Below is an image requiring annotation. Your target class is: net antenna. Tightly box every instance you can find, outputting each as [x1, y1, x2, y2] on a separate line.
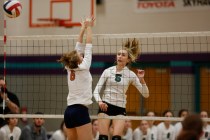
[2, 0, 7, 114]
[29, 0, 95, 28]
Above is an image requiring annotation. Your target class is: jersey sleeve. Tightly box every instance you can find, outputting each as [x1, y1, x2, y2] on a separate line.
[133, 128, 141, 140]
[156, 125, 161, 140]
[75, 42, 85, 53]
[93, 69, 108, 102]
[0, 130, 4, 140]
[78, 43, 92, 69]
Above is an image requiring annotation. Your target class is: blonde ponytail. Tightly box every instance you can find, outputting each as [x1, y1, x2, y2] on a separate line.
[123, 38, 140, 62]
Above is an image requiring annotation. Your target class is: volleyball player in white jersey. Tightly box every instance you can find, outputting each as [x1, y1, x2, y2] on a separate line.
[133, 111, 157, 140]
[58, 17, 95, 140]
[174, 109, 189, 138]
[157, 110, 175, 140]
[122, 119, 133, 140]
[93, 38, 149, 140]
[146, 111, 157, 140]
[133, 120, 150, 140]
[200, 110, 210, 140]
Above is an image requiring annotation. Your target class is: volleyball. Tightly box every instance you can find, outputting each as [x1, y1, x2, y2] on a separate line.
[3, 0, 22, 18]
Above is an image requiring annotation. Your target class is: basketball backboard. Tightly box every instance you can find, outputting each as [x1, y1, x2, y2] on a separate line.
[29, 0, 95, 28]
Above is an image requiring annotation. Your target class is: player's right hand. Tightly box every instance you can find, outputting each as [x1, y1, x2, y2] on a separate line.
[99, 101, 108, 112]
[80, 16, 95, 28]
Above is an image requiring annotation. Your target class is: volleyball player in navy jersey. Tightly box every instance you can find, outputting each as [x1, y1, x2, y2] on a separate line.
[58, 17, 95, 140]
[93, 38, 149, 140]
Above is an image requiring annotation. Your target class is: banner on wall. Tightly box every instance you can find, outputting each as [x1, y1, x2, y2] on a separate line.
[135, 0, 210, 13]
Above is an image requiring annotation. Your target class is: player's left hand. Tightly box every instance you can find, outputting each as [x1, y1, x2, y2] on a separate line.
[85, 16, 95, 27]
[137, 69, 145, 78]
[81, 16, 95, 28]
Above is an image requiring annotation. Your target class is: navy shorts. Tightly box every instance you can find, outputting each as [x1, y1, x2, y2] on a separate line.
[64, 104, 91, 128]
[98, 101, 126, 116]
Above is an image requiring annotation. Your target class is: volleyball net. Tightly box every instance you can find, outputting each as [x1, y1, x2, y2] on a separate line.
[0, 32, 210, 122]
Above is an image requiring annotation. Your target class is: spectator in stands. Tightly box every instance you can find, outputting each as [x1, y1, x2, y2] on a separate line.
[0, 77, 20, 127]
[122, 119, 133, 140]
[146, 111, 157, 140]
[50, 120, 67, 140]
[174, 109, 189, 138]
[200, 110, 210, 140]
[20, 112, 48, 140]
[133, 120, 150, 140]
[157, 110, 175, 140]
[0, 116, 21, 140]
[177, 114, 203, 140]
[92, 119, 99, 140]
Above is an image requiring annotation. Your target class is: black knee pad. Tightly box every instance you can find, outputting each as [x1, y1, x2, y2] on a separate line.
[99, 135, 108, 140]
[112, 135, 121, 140]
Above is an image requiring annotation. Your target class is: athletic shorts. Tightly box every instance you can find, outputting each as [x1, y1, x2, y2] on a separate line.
[64, 104, 91, 128]
[98, 101, 126, 116]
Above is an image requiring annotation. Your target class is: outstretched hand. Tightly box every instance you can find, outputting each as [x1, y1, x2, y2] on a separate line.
[80, 16, 95, 28]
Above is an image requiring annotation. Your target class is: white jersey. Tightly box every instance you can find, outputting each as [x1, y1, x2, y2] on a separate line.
[148, 125, 158, 140]
[94, 66, 149, 108]
[157, 122, 175, 140]
[133, 127, 142, 140]
[93, 131, 99, 140]
[122, 127, 133, 140]
[200, 124, 210, 140]
[174, 122, 182, 138]
[50, 130, 66, 140]
[133, 127, 150, 140]
[66, 42, 93, 106]
[0, 125, 21, 140]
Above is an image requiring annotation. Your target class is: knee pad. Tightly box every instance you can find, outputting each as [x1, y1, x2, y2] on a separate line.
[99, 135, 108, 140]
[112, 135, 121, 140]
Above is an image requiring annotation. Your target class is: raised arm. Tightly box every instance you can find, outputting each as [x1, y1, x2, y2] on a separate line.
[79, 16, 95, 43]
[77, 17, 95, 69]
[75, 17, 95, 52]
[5, 94, 20, 113]
[133, 69, 149, 98]
[75, 22, 86, 52]
[86, 26, 92, 44]
[0, 87, 20, 113]
[84, 17, 95, 44]
[77, 22, 86, 43]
